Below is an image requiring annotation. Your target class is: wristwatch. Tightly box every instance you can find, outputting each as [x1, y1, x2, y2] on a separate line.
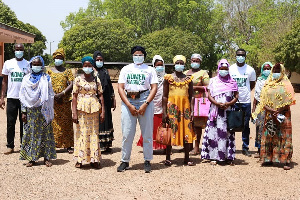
[144, 101, 150, 105]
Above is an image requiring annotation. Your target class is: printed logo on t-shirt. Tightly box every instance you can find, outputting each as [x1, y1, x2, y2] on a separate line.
[11, 71, 25, 82]
[126, 73, 146, 85]
[232, 74, 248, 87]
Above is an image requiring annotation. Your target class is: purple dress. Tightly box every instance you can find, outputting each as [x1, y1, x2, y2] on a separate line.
[201, 91, 235, 161]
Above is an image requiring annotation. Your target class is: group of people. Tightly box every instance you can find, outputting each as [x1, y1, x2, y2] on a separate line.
[1, 44, 295, 172]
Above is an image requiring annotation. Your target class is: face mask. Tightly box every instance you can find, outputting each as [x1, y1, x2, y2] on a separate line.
[262, 70, 271, 77]
[236, 56, 245, 64]
[219, 70, 229, 77]
[191, 63, 200, 69]
[175, 64, 185, 72]
[155, 66, 165, 73]
[133, 56, 144, 64]
[272, 73, 281, 80]
[96, 61, 103, 68]
[15, 51, 24, 59]
[32, 66, 43, 73]
[54, 59, 63, 66]
[82, 67, 93, 74]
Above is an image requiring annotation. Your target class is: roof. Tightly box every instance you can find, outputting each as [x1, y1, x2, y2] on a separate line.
[0, 22, 35, 43]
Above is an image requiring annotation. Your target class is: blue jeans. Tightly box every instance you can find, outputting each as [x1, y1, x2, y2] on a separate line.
[233, 103, 251, 150]
[121, 91, 154, 162]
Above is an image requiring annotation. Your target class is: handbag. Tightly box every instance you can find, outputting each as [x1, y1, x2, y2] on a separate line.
[194, 87, 211, 117]
[226, 101, 245, 132]
[155, 123, 171, 145]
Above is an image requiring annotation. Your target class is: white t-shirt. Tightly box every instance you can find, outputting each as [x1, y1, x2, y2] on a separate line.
[2, 58, 30, 99]
[118, 63, 158, 91]
[229, 63, 256, 103]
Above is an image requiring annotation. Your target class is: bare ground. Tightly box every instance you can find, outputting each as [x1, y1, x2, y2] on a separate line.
[0, 83, 299, 200]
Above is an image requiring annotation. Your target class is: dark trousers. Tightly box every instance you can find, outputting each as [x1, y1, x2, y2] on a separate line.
[6, 98, 23, 148]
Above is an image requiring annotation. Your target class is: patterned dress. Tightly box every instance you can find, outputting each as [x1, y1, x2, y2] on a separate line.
[46, 68, 74, 148]
[164, 74, 195, 146]
[201, 91, 235, 161]
[73, 76, 103, 164]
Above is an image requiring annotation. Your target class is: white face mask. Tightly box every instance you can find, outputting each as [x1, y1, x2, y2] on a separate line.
[32, 66, 43, 73]
[15, 51, 24, 59]
[133, 56, 144, 64]
[54, 59, 63, 66]
[96, 61, 103, 68]
[236, 56, 245, 64]
[272, 73, 281, 80]
[82, 67, 93, 74]
[191, 63, 200, 69]
[219, 70, 229, 77]
[155, 66, 165, 73]
[175, 64, 185, 72]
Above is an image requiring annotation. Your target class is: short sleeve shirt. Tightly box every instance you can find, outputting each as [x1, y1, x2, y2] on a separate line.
[118, 63, 158, 91]
[229, 63, 256, 103]
[2, 58, 30, 99]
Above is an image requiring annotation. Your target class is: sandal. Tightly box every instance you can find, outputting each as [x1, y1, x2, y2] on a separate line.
[184, 160, 195, 166]
[284, 164, 291, 170]
[210, 161, 217, 165]
[67, 147, 73, 154]
[164, 160, 172, 166]
[44, 159, 53, 167]
[90, 162, 101, 169]
[26, 161, 35, 167]
[189, 150, 200, 156]
[75, 162, 82, 168]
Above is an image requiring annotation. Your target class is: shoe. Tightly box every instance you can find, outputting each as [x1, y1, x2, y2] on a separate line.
[4, 148, 14, 155]
[144, 161, 151, 173]
[242, 149, 252, 157]
[117, 162, 129, 172]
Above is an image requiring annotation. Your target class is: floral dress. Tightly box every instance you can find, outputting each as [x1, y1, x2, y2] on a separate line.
[46, 68, 74, 148]
[73, 76, 103, 164]
[164, 74, 195, 146]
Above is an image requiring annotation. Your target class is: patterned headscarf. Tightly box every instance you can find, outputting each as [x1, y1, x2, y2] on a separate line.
[191, 53, 202, 62]
[81, 56, 94, 66]
[52, 48, 65, 60]
[173, 55, 186, 64]
[258, 61, 273, 81]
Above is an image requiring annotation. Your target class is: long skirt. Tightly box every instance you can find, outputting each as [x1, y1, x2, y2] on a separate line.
[255, 110, 265, 149]
[20, 107, 57, 161]
[74, 110, 101, 164]
[99, 96, 114, 151]
[52, 101, 74, 148]
[260, 108, 293, 163]
[137, 114, 166, 150]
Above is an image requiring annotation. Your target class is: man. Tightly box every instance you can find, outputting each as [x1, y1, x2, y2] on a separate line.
[229, 49, 256, 156]
[0, 43, 30, 154]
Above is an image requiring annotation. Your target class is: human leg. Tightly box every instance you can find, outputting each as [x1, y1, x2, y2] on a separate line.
[6, 98, 18, 149]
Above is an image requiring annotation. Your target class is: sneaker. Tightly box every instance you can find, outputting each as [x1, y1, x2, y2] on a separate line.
[144, 161, 151, 173]
[242, 149, 252, 157]
[4, 148, 14, 155]
[117, 162, 129, 172]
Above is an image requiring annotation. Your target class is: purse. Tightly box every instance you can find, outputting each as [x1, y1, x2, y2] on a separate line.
[155, 123, 171, 145]
[226, 101, 245, 132]
[194, 87, 211, 117]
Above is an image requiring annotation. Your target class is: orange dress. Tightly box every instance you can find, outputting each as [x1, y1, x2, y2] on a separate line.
[165, 74, 195, 146]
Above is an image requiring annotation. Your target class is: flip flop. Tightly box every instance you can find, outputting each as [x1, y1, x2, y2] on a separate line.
[164, 160, 172, 166]
[189, 150, 200, 155]
[26, 161, 35, 167]
[44, 159, 53, 167]
[184, 161, 195, 166]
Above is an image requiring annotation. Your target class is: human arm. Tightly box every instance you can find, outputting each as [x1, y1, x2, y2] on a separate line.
[118, 83, 138, 116]
[252, 98, 258, 113]
[99, 93, 105, 123]
[250, 81, 256, 91]
[0, 75, 8, 109]
[162, 79, 169, 125]
[188, 81, 194, 121]
[138, 83, 158, 116]
[72, 93, 78, 124]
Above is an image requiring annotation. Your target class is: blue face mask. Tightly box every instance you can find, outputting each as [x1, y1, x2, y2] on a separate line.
[272, 73, 281, 80]
[155, 66, 165, 73]
[236, 56, 245, 64]
[175, 64, 185, 72]
[54, 59, 63, 66]
[82, 67, 93, 74]
[15, 51, 24, 59]
[32, 66, 43, 73]
[219, 70, 229, 77]
[133, 56, 144, 64]
[191, 63, 200, 69]
[262, 70, 271, 77]
[96, 61, 103, 68]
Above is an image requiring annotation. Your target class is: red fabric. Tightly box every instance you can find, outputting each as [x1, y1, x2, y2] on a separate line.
[137, 114, 166, 149]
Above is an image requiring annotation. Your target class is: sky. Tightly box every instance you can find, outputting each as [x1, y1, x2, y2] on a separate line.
[2, 0, 90, 54]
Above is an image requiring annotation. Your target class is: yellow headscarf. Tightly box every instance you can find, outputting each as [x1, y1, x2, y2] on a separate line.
[252, 63, 296, 119]
[173, 55, 186, 64]
[52, 48, 65, 60]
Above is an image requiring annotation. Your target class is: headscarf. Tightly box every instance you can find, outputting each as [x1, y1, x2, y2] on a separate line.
[29, 56, 45, 83]
[81, 56, 94, 66]
[19, 56, 54, 124]
[131, 46, 147, 58]
[258, 61, 273, 81]
[252, 63, 296, 119]
[191, 53, 202, 62]
[173, 55, 186, 64]
[52, 48, 65, 60]
[93, 51, 108, 93]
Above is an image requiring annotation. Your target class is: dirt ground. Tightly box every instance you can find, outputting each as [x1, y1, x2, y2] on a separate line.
[0, 83, 299, 200]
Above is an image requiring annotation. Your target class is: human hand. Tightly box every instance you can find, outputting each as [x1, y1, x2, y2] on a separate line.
[138, 103, 147, 116]
[0, 98, 5, 109]
[72, 113, 78, 124]
[112, 97, 116, 111]
[22, 113, 27, 123]
[100, 112, 105, 123]
[128, 104, 138, 116]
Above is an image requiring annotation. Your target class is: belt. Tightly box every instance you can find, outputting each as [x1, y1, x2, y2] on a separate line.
[126, 90, 148, 99]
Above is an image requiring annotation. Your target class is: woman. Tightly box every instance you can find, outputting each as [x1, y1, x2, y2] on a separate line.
[46, 48, 74, 153]
[137, 55, 167, 151]
[19, 56, 56, 167]
[72, 56, 105, 169]
[252, 63, 295, 170]
[184, 53, 210, 155]
[252, 62, 273, 158]
[162, 55, 195, 166]
[117, 46, 158, 173]
[93, 51, 116, 152]
[201, 59, 238, 165]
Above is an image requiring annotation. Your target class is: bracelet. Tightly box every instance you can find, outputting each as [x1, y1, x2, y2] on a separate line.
[144, 101, 150, 105]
